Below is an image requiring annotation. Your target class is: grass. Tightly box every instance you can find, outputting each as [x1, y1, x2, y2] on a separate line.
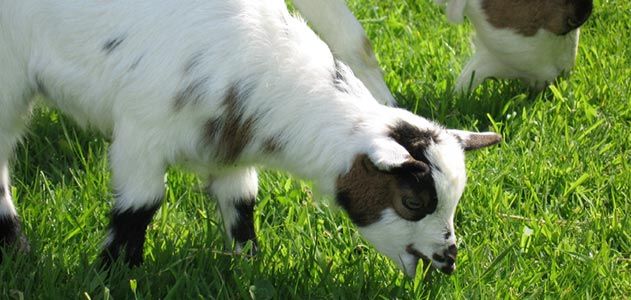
[1, 0, 629, 298]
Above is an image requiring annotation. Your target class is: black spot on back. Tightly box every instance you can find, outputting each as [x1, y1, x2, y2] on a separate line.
[103, 36, 126, 54]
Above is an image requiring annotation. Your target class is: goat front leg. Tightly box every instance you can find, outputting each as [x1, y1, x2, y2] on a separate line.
[210, 167, 258, 255]
[292, 0, 396, 106]
[455, 48, 513, 94]
[100, 134, 166, 267]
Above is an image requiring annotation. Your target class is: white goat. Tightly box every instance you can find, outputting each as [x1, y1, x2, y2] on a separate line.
[437, 0, 593, 92]
[292, 0, 592, 97]
[0, 0, 500, 277]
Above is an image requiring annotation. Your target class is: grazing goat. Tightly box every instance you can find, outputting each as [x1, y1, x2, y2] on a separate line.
[437, 0, 593, 92]
[292, 0, 592, 97]
[0, 0, 500, 277]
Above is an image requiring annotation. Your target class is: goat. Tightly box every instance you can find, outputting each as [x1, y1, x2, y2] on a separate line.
[292, 0, 592, 97]
[437, 0, 593, 92]
[0, 0, 500, 277]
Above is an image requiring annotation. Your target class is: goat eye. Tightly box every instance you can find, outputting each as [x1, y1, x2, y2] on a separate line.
[402, 196, 423, 211]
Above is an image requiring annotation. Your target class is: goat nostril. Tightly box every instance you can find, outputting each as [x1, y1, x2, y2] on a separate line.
[446, 244, 457, 260]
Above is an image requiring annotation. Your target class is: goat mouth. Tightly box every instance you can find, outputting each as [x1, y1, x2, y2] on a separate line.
[405, 244, 431, 268]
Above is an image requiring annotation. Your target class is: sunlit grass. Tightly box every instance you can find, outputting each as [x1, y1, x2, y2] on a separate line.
[1, 0, 629, 298]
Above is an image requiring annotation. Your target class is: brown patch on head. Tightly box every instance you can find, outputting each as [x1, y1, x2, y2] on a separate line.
[336, 155, 438, 227]
[482, 0, 593, 36]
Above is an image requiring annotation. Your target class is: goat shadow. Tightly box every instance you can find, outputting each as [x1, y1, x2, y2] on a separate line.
[393, 79, 556, 132]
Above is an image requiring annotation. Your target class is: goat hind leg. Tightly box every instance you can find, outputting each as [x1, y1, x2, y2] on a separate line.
[210, 167, 259, 255]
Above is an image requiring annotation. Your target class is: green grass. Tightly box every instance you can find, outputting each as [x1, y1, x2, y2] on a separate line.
[1, 0, 629, 298]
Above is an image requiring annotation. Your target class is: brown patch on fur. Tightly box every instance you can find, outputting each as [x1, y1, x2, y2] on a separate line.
[173, 76, 210, 111]
[336, 155, 437, 227]
[216, 85, 256, 163]
[261, 136, 284, 154]
[202, 118, 222, 145]
[482, 0, 593, 36]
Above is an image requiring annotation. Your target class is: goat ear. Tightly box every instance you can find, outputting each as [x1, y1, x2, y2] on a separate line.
[448, 129, 502, 151]
[443, 0, 468, 24]
[366, 139, 412, 171]
[390, 160, 431, 176]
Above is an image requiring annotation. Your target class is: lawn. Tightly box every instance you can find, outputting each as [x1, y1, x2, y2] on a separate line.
[1, 0, 629, 298]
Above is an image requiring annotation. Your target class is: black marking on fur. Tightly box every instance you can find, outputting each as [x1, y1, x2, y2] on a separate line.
[183, 52, 204, 75]
[0, 215, 29, 263]
[174, 76, 210, 110]
[389, 121, 440, 165]
[103, 36, 126, 54]
[333, 60, 350, 93]
[100, 202, 160, 267]
[0, 185, 5, 198]
[230, 199, 257, 252]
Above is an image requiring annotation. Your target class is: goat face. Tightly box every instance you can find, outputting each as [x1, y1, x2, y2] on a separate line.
[336, 121, 501, 276]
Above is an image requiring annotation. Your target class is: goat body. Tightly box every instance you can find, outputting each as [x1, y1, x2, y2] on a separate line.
[0, 0, 499, 276]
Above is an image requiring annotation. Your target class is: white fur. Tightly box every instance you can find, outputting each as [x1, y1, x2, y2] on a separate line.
[437, 0, 581, 92]
[0, 162, 17, 216]
[0, 0, 496, 277]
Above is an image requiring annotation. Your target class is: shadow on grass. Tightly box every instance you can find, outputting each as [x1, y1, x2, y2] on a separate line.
[393, 79, 553, 132]
[1, 233, 445, 299]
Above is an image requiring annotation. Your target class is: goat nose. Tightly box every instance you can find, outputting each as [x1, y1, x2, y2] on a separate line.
[444, 244, 457, 265]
